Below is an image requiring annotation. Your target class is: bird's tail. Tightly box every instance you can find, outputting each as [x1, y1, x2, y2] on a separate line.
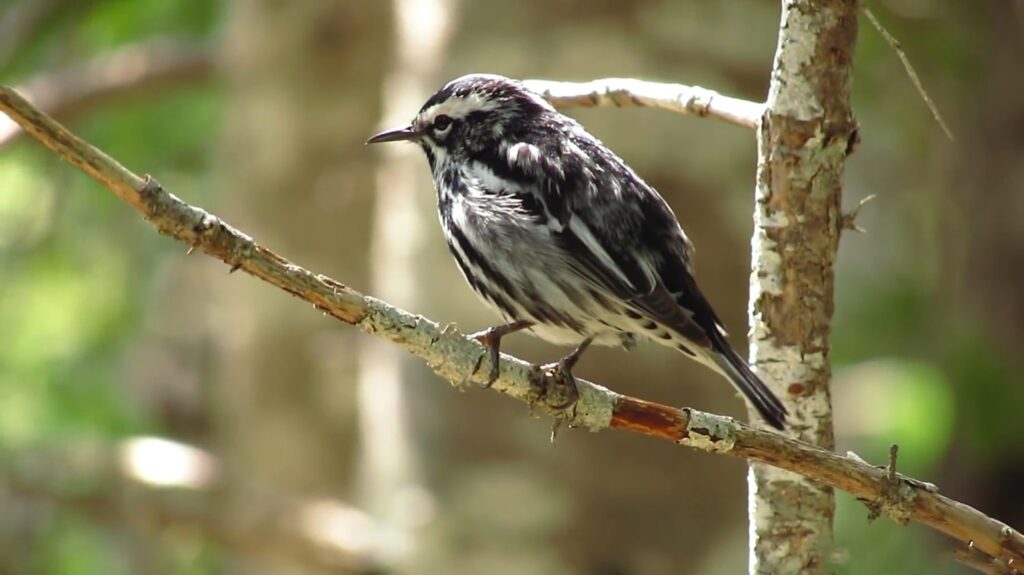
[705, 341, 788, 430]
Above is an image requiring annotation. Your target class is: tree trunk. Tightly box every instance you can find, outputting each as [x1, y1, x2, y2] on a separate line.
[747, 1, 858, 574]
[355, 0, 456, 565]
[214, 1, 391, 572]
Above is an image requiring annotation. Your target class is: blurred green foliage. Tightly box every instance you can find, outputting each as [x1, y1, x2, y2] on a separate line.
[836, 495, 961, 575]
[2, 2, 219, 572]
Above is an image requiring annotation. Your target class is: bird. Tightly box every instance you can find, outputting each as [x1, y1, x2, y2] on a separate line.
[367, 73, 788, 429]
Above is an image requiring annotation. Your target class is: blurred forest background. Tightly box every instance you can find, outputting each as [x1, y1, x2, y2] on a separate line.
[1, 1, 1022, 574]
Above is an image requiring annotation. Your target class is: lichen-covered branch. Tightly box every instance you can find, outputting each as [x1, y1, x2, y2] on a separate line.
[523, 78, 763, 129]
[1, 86, 1022, 572]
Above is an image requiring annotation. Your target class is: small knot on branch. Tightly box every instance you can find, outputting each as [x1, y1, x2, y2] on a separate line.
[681, 86, 715, 118]
[841, 194, 876, 233]
[138, 174, 167, 219]
[864, 444, 914, 525]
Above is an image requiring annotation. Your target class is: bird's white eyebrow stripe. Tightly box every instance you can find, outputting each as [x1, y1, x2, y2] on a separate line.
[420, 94, 501, 122]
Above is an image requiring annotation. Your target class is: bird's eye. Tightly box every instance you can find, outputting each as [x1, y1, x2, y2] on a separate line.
[433, 115, 453, 134]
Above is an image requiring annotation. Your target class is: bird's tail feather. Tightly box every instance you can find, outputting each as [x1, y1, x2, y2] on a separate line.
[706, 344, 788, 430]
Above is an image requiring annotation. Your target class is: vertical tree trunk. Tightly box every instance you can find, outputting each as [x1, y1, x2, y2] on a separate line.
[747, 1, 858, 574]
[355, 0, 456, 564]
[214, 1, 390, 572]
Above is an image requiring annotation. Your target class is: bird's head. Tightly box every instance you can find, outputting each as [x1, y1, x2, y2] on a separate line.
[367, 74, 556, 165]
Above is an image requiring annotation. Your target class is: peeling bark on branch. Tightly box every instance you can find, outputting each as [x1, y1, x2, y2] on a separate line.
[2, 85, 1022, 572]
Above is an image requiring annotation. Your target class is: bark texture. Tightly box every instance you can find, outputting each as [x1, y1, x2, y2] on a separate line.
[748, 1, 859, 574]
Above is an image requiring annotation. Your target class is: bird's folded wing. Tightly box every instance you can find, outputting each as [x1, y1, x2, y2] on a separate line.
[557, 214, 715, 350]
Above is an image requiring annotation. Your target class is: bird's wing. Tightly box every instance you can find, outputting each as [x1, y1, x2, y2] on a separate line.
[565, 193, 720, 352]
[482, 138, 658, 301]
[490, 130, 724, 350]
[537, 133, 722, 350]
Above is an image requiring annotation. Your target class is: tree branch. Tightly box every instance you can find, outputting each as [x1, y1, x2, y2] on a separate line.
[1, 86, 1021, 571]
[862, 6, 954, 141]
[523, 78, 763, 129]
[0, 39, 213, 147]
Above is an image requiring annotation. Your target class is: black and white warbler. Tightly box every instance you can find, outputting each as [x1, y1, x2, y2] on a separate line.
[368, 74, 787, 429]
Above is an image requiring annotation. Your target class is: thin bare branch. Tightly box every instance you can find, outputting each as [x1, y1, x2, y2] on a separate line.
[0, 39, 213, 147]
[523, 78, 764, 129]
[0, 63, 755, 151]
[864, 444, 912, 524]
[1, 85, 1022, 570]
[841, 193, 877, 233]
[863, 6, 954, 141]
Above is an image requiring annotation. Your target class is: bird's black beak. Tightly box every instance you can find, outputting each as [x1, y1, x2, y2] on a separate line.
[366, 125, 419, 144]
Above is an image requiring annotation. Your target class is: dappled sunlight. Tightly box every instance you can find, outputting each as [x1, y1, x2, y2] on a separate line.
[118, 436, 218, 489]
[297, 499, 384, 556]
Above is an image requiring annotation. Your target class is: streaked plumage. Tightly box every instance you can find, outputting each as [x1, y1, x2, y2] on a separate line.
[368, 74, 787, 429]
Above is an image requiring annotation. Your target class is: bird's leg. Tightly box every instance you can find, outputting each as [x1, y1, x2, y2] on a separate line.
[470, 320, 534, 387]
[540, 336, 594, 410]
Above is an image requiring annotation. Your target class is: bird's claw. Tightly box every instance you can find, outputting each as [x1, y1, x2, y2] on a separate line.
[470, 328, 502, 387]
[531, 336, 592, 423]
[469, 320, 533, 388]
[534, 359, 581, 445]
[538, 358, 580, 411]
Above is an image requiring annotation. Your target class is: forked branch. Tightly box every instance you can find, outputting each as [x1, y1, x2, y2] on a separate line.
[1, 86, 1020, 572]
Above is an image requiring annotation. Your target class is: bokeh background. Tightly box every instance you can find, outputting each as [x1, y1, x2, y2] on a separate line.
[1, 1, 1022, 574]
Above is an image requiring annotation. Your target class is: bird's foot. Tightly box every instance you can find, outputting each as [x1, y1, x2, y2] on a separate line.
[535, 336, 593, 414]
[538, 357, 581, 411]
[469, 320, 533, 387]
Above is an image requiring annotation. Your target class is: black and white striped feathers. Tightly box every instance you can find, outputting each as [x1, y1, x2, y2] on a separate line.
[369, 73, 787, 429]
